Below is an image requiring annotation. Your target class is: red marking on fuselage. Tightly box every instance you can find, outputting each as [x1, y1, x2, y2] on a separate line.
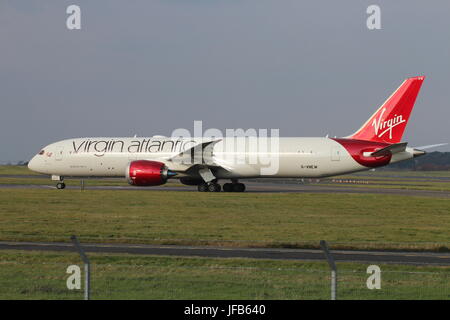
[332, 138, 392, 168]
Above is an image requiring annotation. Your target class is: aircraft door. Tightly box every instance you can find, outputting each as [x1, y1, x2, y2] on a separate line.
[55, 147, 64, 161]
[331, 147, 340, 161]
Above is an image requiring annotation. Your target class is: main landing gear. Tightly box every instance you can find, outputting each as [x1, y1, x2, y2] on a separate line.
[223, 182, 245, 192]
[197, 180, 245, 192]
[197, 182, 221, 192]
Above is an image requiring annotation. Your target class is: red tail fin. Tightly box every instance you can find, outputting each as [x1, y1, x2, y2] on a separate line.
[349, 76, 425, 144]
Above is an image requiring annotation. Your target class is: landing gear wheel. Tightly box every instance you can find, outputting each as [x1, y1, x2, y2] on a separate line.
[208, 183, 221, 192]
[233, 183, 245, 192]
[223, 183, 233, 192]
[197, 183, 208, 192]
[56, 182, 66, 190]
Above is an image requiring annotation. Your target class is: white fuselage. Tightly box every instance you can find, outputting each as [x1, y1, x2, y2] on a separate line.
[28, 137, 415, 179]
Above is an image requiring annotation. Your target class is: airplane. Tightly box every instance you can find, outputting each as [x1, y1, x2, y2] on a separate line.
[28, 76, 443, 192]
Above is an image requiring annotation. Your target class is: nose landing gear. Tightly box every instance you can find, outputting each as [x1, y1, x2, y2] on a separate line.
[56, 182, 66, 189]
[52, 175, 65, 189]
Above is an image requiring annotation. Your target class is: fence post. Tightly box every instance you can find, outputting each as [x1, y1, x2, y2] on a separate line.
[320, 240, 337, 300]
[71, 235, 90, 300]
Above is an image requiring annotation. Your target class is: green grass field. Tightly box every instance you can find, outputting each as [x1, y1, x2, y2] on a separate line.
[0, 250, 448, 300]
[0, 188, 449, 251]
[319, 181, 450, 192]
[0, 165, 450, 251]
[0, 165, 40, 175]
[1, 165, 450, 299]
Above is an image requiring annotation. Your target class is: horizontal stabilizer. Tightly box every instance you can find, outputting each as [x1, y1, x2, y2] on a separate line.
[371, 142, 408, 157]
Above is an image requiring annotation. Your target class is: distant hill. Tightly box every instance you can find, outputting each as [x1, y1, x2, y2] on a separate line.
[385, 151, 450, 170]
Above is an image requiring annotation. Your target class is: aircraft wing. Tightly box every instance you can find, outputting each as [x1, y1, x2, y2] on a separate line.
[166, 139, 232, 170]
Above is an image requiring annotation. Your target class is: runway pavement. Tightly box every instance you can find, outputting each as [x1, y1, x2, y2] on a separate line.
[0, 241, 449, 266]
[0, 180, 449, 198]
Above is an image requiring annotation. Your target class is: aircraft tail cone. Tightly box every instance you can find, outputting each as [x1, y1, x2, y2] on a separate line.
[413, 149, 426, 158]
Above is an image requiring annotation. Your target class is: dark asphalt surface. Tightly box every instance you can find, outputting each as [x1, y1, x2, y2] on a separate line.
[0, 241, 449, 266]
[1, 181, 449, 198]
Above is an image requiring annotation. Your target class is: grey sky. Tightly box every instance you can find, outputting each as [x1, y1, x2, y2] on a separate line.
[1, 0, 449, 162]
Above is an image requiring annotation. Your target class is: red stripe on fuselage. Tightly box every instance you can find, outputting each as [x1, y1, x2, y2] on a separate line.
[332, 138, 392, 168]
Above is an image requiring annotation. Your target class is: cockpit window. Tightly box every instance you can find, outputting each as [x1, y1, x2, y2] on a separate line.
[38, 150, 45, 155]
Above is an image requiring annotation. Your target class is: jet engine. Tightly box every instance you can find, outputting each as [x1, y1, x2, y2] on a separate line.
[126, 160, 176, 186]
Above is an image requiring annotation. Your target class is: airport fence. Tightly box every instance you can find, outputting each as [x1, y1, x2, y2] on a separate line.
[0, 253, 449, 300]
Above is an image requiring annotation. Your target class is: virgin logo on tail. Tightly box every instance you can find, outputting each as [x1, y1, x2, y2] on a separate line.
[372, 108, 406, 139]
[349, 76, 424, 144]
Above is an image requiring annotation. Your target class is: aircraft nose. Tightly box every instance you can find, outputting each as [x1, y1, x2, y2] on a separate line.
[28, 156, 40, 173]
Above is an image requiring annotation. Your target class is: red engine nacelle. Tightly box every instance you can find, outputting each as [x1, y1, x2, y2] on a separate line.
[126, 160, 176, 186]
